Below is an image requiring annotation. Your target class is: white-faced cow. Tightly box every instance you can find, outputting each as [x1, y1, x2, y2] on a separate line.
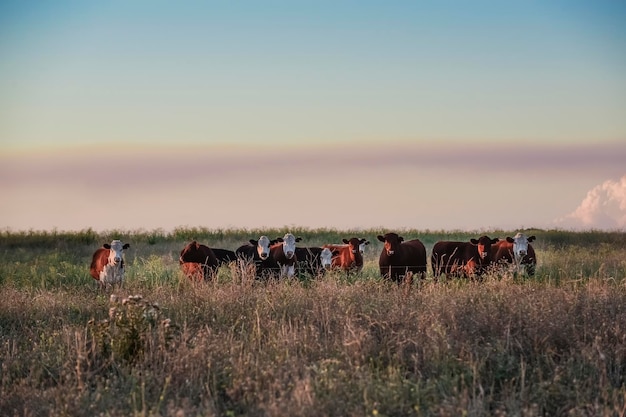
[179, 241, 219, 281]
[491, 233, 537, 276]
[265, 233, 300, 278]
[323, 237, 369, 273]
[235, 236, 278, 279]
[295, 246, 336, 277]
[90, 240, 130, 288]
[431, 235, 499, 279]
[377, 233, 427, 284]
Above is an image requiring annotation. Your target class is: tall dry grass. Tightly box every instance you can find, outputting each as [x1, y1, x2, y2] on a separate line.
[1, 228, 625, 416]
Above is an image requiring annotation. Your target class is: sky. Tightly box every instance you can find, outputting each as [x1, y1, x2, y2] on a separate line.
[1, 1, 625, 233]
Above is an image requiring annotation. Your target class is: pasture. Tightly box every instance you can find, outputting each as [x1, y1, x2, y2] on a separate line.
[1, 227, 625, 417]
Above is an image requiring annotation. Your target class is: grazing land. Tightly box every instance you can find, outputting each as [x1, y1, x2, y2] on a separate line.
[1, 228, 625, 417]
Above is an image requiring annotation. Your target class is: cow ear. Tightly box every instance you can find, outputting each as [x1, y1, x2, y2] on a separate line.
[249, 239, 257, 246]
[276, 237, 284, 243]
[296, 237, 302, 242]
[342, 238, 349, 244]
[377, 235, 385, 242]
[361, 239, 370, 245]
[399, 236, 404, 242]
[103, 243, 111, 249]
[506, 237, 514, 243]
[470, 238, 479, 244]
[491, 238, 499, 244]
[528, 236, 536, 242]
[123, 243, 130, 249]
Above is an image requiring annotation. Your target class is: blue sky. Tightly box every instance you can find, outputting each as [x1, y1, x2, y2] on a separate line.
[1, 1, 625, 232]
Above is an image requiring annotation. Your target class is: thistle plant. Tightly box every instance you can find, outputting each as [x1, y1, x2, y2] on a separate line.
[88, 294, 178, 365]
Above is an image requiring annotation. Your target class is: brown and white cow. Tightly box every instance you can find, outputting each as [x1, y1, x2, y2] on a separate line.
[265, 233, 300, 278]
[377, 233, 427, 284]
[491, 232, 537, 276]
[431, 235, 499, 279]
[179, 241, 219, 281]
[323, 237, 368, 273]
[90, 240, 130, 288]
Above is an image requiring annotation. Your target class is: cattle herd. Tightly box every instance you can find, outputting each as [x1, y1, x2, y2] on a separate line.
[89, 232, 537, 289]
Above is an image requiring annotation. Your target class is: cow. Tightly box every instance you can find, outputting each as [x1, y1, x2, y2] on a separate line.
[377, 233, 427, 284]
[235, 236, 277, 279]
[295, 246, 336, 277]
[323, 237, 369, 273]
[179, 241, 219, 281]
[491, 233, 537, 276]
[323, 239, 370, 257]
[90, 240, 130, 288]
[264, 233, 300, 278]
[211, 248, 238, 268]
[431, 235, 499, 279]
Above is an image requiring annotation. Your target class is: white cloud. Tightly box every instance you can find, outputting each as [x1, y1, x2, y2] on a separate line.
[555, 175, 626, 230]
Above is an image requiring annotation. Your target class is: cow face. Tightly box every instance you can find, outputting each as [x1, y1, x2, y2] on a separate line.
[469, 236, 499, 260]
[319, 248, 335, 269]
[250, 236, 272, 260]
[506, 233, 536, 262]
[180, 241, 199, 263]
[104, 240, 130, 266]
[342, 237, 366, 263]
[377, 233, 403, 256]
[280, 233, 298, 259]
[359, 240, 370, 255]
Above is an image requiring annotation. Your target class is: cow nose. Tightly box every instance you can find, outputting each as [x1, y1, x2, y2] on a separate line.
[260, 253, 268, 259]
[519, 250, 527, 256]
[114, 257, 121, 263]
[286, 251, 294, 258]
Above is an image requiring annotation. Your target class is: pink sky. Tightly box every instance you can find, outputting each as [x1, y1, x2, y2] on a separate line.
[2, 141, 625, 232]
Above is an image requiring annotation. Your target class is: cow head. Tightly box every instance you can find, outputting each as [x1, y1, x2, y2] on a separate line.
[278, 233, 298, 259]
[249, 236, 272, 260]
[319, 247, 336, 269]
[470, 236, 499, 261]
[342, 237, 366, 265]
[359, 240, 370, 255]
[377, 233, 403, 256]
[104, 240, 130, 266]
[506, 233, 536, 262]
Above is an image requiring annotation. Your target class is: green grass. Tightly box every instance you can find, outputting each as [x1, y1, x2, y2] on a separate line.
[1, 228, 625, 416]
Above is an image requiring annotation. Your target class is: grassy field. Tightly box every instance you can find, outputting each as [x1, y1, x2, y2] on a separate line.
[1, 227, 625, 417]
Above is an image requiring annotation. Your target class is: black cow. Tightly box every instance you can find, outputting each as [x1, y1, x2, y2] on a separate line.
[295, 246, 336, 277]
[211, 248, 238, 267]
[235, 235, 280, 279]
[377, 233, 427, 284]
